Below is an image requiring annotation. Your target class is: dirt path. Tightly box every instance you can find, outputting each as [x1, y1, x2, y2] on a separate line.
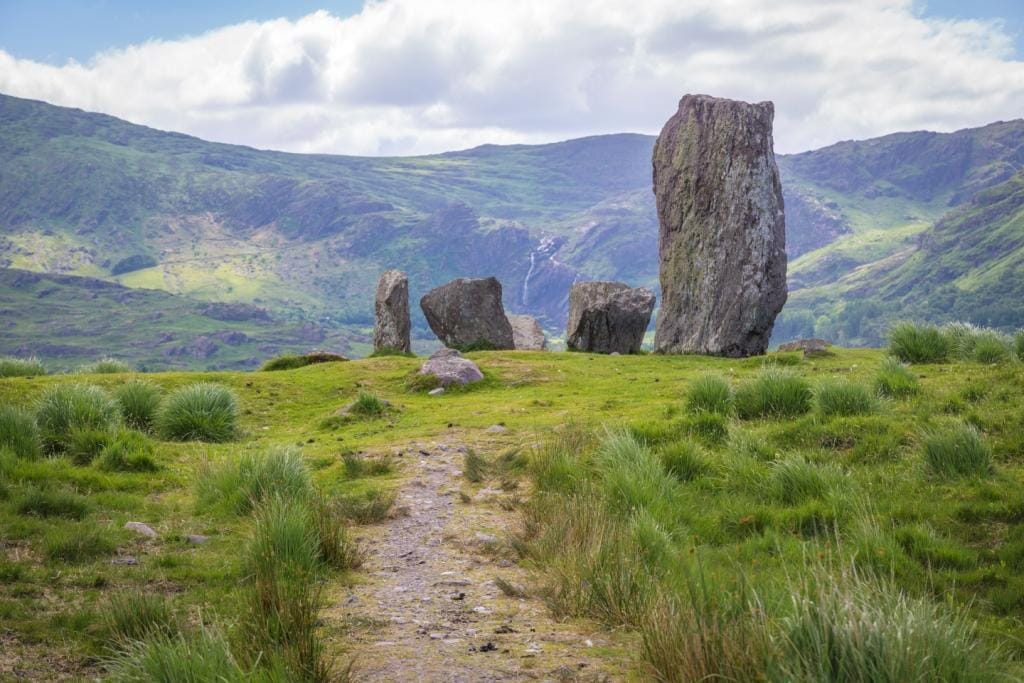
[324, 437, 635, 682]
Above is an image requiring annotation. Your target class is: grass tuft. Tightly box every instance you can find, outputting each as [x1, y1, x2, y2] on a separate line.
[157, 383, 238, 443]
[735, 369, 812, 420]
[0, 356, 46, 377]
[815, 379, 879, 417]
[347, 391, 387, 418]
[874, 356, 920, 398]
[114, 380, 163, 432]
[333, 488, 396, 524]
[35, 384, 119, 454]
[43, 522, 117, 564]
[14, 485, 90, 519]
[196, 447, 313, 515]
[66, 428, 112, 465]
[463, 450, 489, 483]
[888, 322, 951, 363]
[685, 375, 734, 415]
[0, 405, 41, 459]
[97, 430, 159, 472]
[658, 441, 708, 482]
[260, 352, 347, 372]
[922, 424, 993, 478]
[78, 358, 133, 374]
[105, 591, 180, 643]
[103, 628, 256, 682]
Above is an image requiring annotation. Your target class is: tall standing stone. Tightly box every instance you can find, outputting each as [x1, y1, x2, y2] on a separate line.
[373, 269, 411, 354]
[652, 94, 787, 357]
[566, 281, 655, 354]
[420, 277, 515, 350]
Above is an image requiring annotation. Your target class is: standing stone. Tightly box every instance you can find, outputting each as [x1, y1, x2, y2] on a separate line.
[652, 94, 787, 357]
[566, 281, 655, 354]
[507, 314, 547, 351]
[373, 270, 411, 354]
[420, 277, 515, 350]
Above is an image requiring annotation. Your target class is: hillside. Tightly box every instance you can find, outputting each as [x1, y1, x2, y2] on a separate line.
[3, 92, 1024, 362]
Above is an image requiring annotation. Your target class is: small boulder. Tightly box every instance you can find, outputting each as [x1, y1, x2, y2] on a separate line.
[124, 521, 157, 538]
[373, 269, 412, 354]
[418, 348, 484, 387]
[778, 338, 836, 359]
[185, 534, 210, 545]
[507, 314, 546, 350]
[420, 277, 515, 350]
[566, 281, 655, 354]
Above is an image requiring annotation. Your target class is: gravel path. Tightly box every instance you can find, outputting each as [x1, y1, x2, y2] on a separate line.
[324, 440, 632, 682]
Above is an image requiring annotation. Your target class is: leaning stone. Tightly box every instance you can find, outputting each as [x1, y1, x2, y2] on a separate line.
[373, 269, 412, 354]
[652, 94, 787, 357]
[566, 281, 655, 354]
[507, 314, 546, 350]
[418, 348, 484, 387]
[124, 521, 157, 538]
[420, 277, 515, 350]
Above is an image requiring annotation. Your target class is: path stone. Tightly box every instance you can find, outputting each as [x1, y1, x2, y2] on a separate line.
[653, 93, 787, 357]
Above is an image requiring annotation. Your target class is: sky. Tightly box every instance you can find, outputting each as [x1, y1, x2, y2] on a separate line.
[0, 0, 1022, 156]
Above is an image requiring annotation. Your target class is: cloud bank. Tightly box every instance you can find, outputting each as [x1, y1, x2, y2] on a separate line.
[1, 0, 1022, 155]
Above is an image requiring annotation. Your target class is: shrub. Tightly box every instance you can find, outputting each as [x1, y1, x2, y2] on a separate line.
[197, 447, 313, 515]
[686, 375, 734, 415]
[0, 356, 46, 377]
[43, 523, 117, 563]
[105, 592, 179, 643]
[97, 430, 159, 472]
[971, 330, 1014, 364]
[78, 358, 133, 374]
[0, 405, 41, 459]
[922, 424, 992, 478]
[874, 356, 919, 398]
[103, 628, 255, 682]
[776, 571, 1013, 681]
[260, 352, 347, 371]
[115, 380, 163, 432]
[14, 485, 89, 519]
[734, 370, 812, 419]
[67, 428, 112, 465]
[816, 379, 879, 417]
[35, 384, 119, 454]
[658, 441, 708, 482]
[888, 322, 950, 363]
[157, 383, 238, 442]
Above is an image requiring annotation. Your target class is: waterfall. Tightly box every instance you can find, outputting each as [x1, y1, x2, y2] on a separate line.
[522, 250, 537, 306]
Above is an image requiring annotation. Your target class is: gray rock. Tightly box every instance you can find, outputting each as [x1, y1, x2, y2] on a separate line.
[111, 556, 139, 566]
[418, 348, 484, 387]
[373, 269, 411, 354]
[185, 534, 210, 545]
[566, 281, 655, 354]
[428, 387, 446, 396]
[653, 94, 788, 357]
[485, 424, 507, 433]
[124, 521, 157, 538]
[778, 338, 835, 358]
[507, 314, 546, 350]
[420, 277, 514, 350]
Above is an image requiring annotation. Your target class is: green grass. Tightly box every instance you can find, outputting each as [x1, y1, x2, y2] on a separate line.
[260, 352, 348, 371]
[196, 447, 313, 515]
[657, 441, 708, 482]
[874, 356, 920, 398]
[78, 358, 134, 374]
[114, 380, 163, 432]
[888, 322, 951, 363]
[35, 383, 120, 454]
[13, 485, 90, 519]
[0, 405, 41, 459]
[96, 430, 159, 472]
[104, 591, 180, 643]
[0, 356, 46, 377]
[922, 424, 993, 478]
[346, 391, 388, 418]
[43, 522, 117, 563]
[735, 369, 813, 419]
[157, 383, 238, 442]
[103, 629, 259, 682]
[66, 427, 112, 465]
[815, 379, 880, 416]
[685, 375, 734, 415]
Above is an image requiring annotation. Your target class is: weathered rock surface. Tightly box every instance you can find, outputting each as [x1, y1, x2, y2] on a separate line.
[566, 281, 655, 354]
[124, 521, 157, 538]
[653, 94, 788, 357]
[418, 348, 484, 387]
[420, 278, 514, 350]
[507, 314, 546, 350]
[778, 338, 836, 358]
[373, 269, 411, 354]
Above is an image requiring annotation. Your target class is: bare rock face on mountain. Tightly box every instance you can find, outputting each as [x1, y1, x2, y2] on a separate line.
[420, 277, 515, 350]
[653, 94, 787, 357]
[566, 281, 655, 354]
[507, 314, 546, 350]
[418, 348, 484, 386]
[373, 269, 411, 354]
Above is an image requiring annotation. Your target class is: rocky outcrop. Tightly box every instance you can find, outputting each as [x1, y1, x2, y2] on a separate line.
[507, 314, 546, 350]
[566, 281, 655, 354]
[417, 348, 484, 386]
[778, 338, 836, 358]
[420, 277, 515, 350]
[653, 94, 787, 357]
[373, 269, 411, 354]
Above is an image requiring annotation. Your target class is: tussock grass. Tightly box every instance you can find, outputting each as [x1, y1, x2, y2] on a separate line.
[735, 370, 812, 419]
[874, 357, 919, 398]
[196, 447, 313, 515]
[658, 441, 708, 482]
[78, 358, 133, 374]
[462, 449, 489, 483]
[685, 375, 734, 415]
[14, 485, 90, 519]
[922, 424, 992, 478]
[66, 428, 111, 465]
[0, 405, 41, 459]
[333, 488, 395, 524]
[347, 391, 387, 418]
[888, 322, 951, 363]
[309, 495, 363, 571]
[97, 430, 158, 472]
[260, 351, 347, 371]
[971, 330, 1014, 364]
[816, 379, 879, 417]
[114, 380, 162, 432]
[35, 384, 119, 454]
[105, 592, 180, 644]
[103, 628, 259, 683]
[769, 457, 841, 505]
[341, 452, 392, 479]
[0, 356, 46, 377]
[43, 522, 117, 563]
[157, 383, 238, 442]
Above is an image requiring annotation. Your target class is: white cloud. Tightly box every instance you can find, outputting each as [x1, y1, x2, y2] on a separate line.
[0, 0, 1021, 155]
